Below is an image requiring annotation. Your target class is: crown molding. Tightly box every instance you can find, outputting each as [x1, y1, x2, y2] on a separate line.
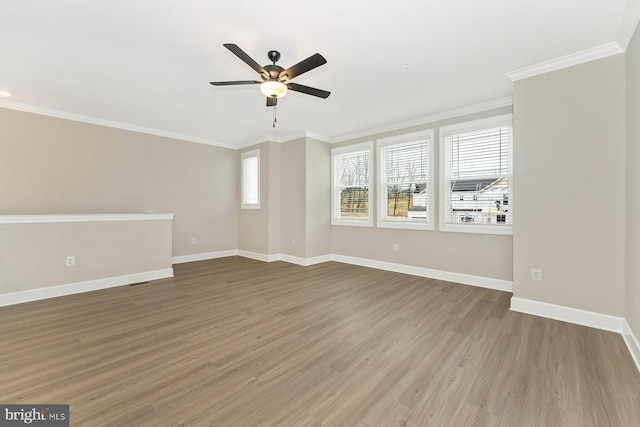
[617, 0, 640, 50]
[0, 100, 236, 150]
[1, 97, 513, 151]
[236, 130, 330, 149]
[304, 130, 329, 142]
[328, 97, 513, 144]
[235, 133, 303, 150]
[506, 42, 624, 81]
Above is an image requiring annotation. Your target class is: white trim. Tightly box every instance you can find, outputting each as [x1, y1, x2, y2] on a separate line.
[616, 0, 640, 50]
[506, 43, 624, 81]
[0, 96, 513, 150]
[439, 114, 513, 236]
[376, 130, 435, 231]
[237, 250, 281, 262]
[331, 254, 513, 292]
[510, 297, 624, 333]
[172, 250, 239, 264]
[0, 101, 235, 149]
[622, 320, 640, 374]
[331, 141, 374, 227]
[0, 213, 174, 224]
[236, 131, 331, 150]
[172, 250, 327, 266]
[233, 251, 512, 291]
[304, 131, 329, 143]
[330, 98, 512, 144]
[0, 269, 174, 307]
[241, 149, 261, 209]
[331, 219, 374, 228]
[376, 221, 435, 231]
[439, 223, 513, 235]
[279, 254, 332, 266]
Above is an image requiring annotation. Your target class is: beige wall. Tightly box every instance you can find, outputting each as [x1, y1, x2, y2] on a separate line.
[305, 138, 331, 258]
[238, 137, 332, 260]
[4, 48, 636, 327]
[280, 138, 307, 258]
[330, 107, 513, 281]
[512, 55, 626, 316]
[267, 142, 282, 255]
[0, 108, 238, 258]
[627, 25, 640, 337]
[237, 141, 284, 256]
[0, 217, 172, 293]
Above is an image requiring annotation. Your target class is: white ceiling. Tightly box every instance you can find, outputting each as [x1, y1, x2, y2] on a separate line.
[1, 1, 638, 149]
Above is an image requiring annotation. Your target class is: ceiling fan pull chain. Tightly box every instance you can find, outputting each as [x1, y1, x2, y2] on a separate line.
[210, 44, 330, 128]
[273, 101, 277, 128]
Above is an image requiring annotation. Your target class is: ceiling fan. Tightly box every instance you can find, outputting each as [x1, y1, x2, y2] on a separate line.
[210, 44, 330, 126]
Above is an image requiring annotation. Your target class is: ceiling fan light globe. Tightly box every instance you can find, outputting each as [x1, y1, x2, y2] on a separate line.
[260, 81, 287, 98]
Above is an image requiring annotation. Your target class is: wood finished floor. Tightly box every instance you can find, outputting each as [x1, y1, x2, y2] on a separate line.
[1, 257, 639, 426]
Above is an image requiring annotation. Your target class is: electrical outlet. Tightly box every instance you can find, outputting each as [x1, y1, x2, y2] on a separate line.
[392, 244, 399, 252]
[66, 256, 75, 267]
[191, 237, 197, 245]
[291, 238, 296, 246]
[531, 268, 542, 281]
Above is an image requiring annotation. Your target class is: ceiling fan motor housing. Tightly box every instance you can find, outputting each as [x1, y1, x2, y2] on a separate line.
[210, 44, 331, 106]
[263, 64, 284, 81]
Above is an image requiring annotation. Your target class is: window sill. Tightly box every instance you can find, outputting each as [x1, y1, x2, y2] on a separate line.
[439, 222, 512, 235]
[377, 220, 434, 231]
[332, 219, 373, 227]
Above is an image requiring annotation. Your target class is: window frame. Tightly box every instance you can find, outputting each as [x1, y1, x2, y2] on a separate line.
[331, 141, 374, 227]
[241, 149, 260, 210]
[377, 130, 435, 230]
[439, 115, 513, 235]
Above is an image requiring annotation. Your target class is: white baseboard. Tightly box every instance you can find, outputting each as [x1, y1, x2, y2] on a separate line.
[237, 250, 281, 262]
[172, 250, 238, 264]
[331, 254, 513, 292]
[5, 247, 636, 374]
[0, 268, 174, 307]
[280, 253, 333, 266]
[510, 297, 625, 333]
[623, 320, 640, 374]
[181, 250, 512, 291]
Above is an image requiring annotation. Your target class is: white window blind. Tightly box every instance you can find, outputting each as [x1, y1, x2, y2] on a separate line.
[378, 130, 434, 229]
[332, 142, 373, 226]
[241, 149, 260, 209]
[440, 115, 512, 234]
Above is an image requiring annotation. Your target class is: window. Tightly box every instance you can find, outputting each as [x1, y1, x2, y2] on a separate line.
[241, 149, 260, 209]
[377, 130, 434, 230]
[331, 142, 373, 226]
[440, 115, 513, 234]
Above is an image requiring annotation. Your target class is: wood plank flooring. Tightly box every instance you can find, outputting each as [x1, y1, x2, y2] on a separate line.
[1, 257, 639, 426]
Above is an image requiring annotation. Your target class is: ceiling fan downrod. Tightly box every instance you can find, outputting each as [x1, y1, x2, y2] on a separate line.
[209, 43, 330, 128]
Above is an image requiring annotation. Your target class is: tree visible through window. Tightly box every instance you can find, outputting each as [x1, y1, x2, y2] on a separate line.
[332, 142, 372, 226]
[378, 130, 434, 230]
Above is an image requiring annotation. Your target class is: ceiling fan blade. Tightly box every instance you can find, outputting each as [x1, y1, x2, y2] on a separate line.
[286, 82, 331, 99]
[210, 80, 262, 86]
[266, 97, 277, 107]
[279, 53, 327, 81]
[223, 43, 267, 77]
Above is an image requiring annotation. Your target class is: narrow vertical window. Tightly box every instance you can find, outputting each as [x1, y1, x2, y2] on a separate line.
[241, 149, 260, 209]
[377, 130, 434, 230]
[331, 142, 373, 226]
[440, 115, 513, 234]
